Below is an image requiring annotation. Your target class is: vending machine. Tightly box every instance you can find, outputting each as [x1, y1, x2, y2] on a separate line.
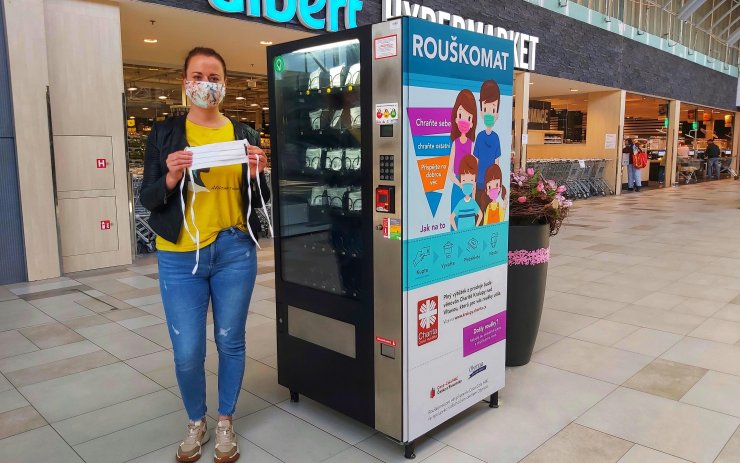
[268, 17, 513, 457]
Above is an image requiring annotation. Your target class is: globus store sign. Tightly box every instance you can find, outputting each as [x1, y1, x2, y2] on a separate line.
[208, 0, 540, 71]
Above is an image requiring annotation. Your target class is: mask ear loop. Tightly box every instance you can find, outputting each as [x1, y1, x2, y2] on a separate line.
[253, 152, 274, 238]
[179, 162, 201, 275]
[244, 144, 261, 250]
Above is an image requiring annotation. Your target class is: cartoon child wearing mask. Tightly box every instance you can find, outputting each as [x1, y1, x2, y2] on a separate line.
[482, 164, 507, 225]
[473, 80, 502, 210]
[448, 90, 477, 216]
[450, 155, 482, 231]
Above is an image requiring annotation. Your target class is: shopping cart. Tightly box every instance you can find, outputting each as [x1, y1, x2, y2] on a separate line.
[131, 175, 157, 254]
[720, 157, 739, 180]
[526, 158, 613, 200]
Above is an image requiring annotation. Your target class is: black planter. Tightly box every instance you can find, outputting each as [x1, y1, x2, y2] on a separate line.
[506, 223, 550, 367]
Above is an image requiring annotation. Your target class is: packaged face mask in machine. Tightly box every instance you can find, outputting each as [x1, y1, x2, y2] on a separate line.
[307, 68, 328, 90]
[329, 64, 346, 88]
[309, 109, 330, 130]
[325, 149, 344, 171]
[344, 63, 361, 86]
[326, 187, 349, 208]
[330, 110, 343, 129]
[350, 107, 361, 128]
[347, 190, 362, 212]
[309, 186, 329, 206]
[344, 148, 361, 170]
[305, 148, 322, 169]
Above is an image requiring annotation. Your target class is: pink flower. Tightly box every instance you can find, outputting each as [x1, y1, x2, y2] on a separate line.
[557, 185, 567, 193]
[547, 180, 556, 189]
[536, 182, 544, 192]
[526, 168, 535, 176]
[517, 196, 527, 203]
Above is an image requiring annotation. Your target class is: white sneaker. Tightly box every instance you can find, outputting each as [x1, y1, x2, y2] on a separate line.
[176, 419, 210, 462]
[214, 420, 240, 463]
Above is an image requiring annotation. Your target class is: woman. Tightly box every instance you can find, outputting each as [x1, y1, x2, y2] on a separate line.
[624, 138, 641, 192]
[448, 90, 477, 221]
[140, 47, 269, 463]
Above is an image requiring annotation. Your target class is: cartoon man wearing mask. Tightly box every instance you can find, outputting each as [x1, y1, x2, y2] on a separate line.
[473, 80, 502, 210]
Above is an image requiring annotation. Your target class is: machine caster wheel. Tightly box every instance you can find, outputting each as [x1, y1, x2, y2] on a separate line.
[290, 391, 299, 403]
[404, 442, 416, 459]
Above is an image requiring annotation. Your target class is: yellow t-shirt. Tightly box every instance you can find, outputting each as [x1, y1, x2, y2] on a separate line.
[484, 202, 504, 225]
[156, 118, 245, 252]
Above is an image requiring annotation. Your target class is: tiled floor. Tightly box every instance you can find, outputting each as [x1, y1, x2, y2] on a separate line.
[1, 180, 740, 462]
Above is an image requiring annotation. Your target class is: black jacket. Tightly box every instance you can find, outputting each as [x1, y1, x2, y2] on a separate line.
[140, 115, 270, 244]
[705, 143, 721, 159]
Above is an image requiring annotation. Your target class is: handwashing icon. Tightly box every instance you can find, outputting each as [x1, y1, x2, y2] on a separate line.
[414, 247, 431, 267]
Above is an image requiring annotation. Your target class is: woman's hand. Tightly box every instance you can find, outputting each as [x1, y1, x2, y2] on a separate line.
[247, 145, 267, 178]
[165, 150, 193, 190]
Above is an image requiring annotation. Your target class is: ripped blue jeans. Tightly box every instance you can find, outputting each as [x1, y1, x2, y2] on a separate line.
[157, 227, 257, 420]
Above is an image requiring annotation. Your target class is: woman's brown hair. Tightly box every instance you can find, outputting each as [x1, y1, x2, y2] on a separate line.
[484, 164, 507, 200]
[450, 89, 477, 142]
[183, 47, 227, 77]
[458, 154, 478, 176]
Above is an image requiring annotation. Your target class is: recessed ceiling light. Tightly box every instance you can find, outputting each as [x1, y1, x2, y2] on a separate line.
[142, 107, 149, 110]
[529, 82, 534, 85]
[262, 107, 269, 111]
[128, 116, 135, 119]
[698, 109, 704, 112]
[260, 41, 273, 45]
[570, 88, 579, 92]
[241, 117, 247, 120]
[127, 86, 138, 92]
[158, 95, 167, 100]
[144, 39, 158, 44]
[250, 103, 259, 107]
[162, 112, 169, 115]
[236, 96, 246, 100]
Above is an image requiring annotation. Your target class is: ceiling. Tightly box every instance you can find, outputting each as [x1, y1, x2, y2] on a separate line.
[119, 0, 312, 120]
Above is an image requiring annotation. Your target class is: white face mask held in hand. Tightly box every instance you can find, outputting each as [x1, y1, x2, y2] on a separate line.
[179, 139, 272, 274]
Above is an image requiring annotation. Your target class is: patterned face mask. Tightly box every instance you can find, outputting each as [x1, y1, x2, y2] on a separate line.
[185, 80, 226, 109]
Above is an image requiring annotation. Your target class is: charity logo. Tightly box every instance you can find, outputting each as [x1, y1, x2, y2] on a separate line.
[430, 376, 463, 399]
[418, 296, 439, 346]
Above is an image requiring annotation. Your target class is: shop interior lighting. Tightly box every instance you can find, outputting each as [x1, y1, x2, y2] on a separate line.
[260, 41, 274, 45]
[162, 112, 169, 115]
[128, 116, 135, 119]
[236, 95, 246, 100]
[142, 107, 149, 110]
[127, 85, 138, 92]
[262, 106, 269, 111]
[294, 39, 359, 54]
[569, 88, 579, 92]
[158, 94, 167, 100]
[144, 39, 158, 44]
[677, 0, 706, 21]
[250, 103, 259, 107]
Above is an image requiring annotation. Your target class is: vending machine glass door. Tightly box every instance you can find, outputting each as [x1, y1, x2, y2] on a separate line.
[272, 39, 364, 299]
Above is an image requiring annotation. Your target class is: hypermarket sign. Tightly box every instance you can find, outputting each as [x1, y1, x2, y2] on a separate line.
[208, 0, 540, 70]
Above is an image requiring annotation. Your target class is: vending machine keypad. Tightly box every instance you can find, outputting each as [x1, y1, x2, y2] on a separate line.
[379, 155, 395, 180]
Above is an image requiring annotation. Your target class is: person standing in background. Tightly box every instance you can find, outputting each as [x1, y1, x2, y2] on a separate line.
[705, 138, 721, 180]
[623, 138, 641, 192]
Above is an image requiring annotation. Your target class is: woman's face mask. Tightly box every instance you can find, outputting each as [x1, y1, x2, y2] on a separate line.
[487, 187, 500, 200]
[456, 119, 472, 135]
[185, 80, 226, 109]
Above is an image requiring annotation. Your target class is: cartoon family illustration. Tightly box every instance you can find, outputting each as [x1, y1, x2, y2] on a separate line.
[449, 80, 507, 231]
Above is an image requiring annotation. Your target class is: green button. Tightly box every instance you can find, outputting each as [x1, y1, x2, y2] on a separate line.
[274, 56, 285, 73]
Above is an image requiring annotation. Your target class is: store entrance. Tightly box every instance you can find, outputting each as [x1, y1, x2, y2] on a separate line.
[622, 94, 671, 190]
[119, 0, 311, 254]
[675, 103, 735, 186]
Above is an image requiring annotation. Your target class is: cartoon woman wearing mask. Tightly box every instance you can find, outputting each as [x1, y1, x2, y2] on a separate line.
[481, 163, 507, 225]
[448, 89, 477, 220]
